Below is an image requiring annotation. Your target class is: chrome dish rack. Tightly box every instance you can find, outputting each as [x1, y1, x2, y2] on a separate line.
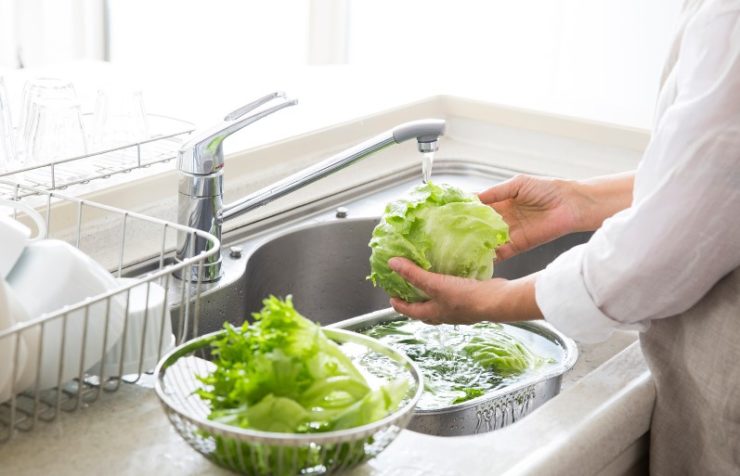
[0, 114, 195, 194]
[0, 115, 219, 442]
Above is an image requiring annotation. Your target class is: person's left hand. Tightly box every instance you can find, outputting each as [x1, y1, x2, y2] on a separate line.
[387, 257, 542, 325]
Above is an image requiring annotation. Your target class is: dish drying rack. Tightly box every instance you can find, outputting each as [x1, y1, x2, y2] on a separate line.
[0, 114, 195, 193]
[0, 119, 221, 443]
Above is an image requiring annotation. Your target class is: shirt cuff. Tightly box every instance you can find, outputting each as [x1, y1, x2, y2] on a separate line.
[535, 244, 648, 343]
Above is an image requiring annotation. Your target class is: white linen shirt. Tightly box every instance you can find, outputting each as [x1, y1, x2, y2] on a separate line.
[535, 0, 740, 343]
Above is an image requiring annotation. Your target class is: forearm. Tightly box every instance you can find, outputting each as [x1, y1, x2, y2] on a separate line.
[570, 171, 635, 232]
[498, 274, 543, 321]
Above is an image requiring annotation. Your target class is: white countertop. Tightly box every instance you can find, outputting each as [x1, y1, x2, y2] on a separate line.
[0, 336, 647, 476]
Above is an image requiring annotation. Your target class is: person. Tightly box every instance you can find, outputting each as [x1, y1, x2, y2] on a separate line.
[387, 1, 740, 474]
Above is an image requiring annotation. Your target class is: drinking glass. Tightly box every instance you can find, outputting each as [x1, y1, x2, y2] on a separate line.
[25, 97, 88, 169]
[0, 77, 15, 171]
[90, 86, 150, 171]
[17, 78, 78, 159]
[91, 86, 149, 151]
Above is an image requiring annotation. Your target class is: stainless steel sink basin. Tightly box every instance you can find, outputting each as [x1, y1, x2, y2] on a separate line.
[242, 218, 387, 324]
[240, 217, 590, 325]
[493, 231, 591, 279]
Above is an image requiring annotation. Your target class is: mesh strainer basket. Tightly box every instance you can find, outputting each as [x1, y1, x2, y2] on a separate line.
[155, 328, 423, 475]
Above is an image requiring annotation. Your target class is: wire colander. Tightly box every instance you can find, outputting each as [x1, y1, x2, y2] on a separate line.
[155, 328, 423, 475]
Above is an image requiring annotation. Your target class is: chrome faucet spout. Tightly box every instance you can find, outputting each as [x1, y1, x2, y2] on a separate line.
[175, 98, 445, 283]
[221, 118, 445, 222]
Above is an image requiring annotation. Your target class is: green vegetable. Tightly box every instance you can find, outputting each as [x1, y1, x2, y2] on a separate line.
[462, 334, 546, 377]
[362, 319, 548, 408]
[452, 387, 485, 404]
[368, 182, 509, 302]
[197, 295, 408, 433]
[196, 296, 410, 475]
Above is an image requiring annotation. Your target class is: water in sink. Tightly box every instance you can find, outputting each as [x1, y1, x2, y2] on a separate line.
[359, 318, 564, 411]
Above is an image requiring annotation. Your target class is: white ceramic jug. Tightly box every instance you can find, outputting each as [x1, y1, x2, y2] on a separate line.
[0, 278, 30, 402]
[0, 198, 47, 278]
[7, 239, 125, 390]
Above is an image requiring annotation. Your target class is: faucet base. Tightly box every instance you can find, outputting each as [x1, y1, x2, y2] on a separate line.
[173, 257, 223, 283]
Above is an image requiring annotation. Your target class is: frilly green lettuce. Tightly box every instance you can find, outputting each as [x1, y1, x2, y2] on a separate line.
[196, 296, 408, 434]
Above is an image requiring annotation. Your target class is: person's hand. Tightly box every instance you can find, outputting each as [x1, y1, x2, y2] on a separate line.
[387, 257, 542, 325]
[479, 173, 635, 260]
[478, 175, 582, 260]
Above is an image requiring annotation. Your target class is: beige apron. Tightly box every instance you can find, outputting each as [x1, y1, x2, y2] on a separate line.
[637, 1, 740, 474]
[640, 269, 740, 474]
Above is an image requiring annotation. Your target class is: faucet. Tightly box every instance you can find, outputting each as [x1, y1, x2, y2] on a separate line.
[175, 92, 446, 282]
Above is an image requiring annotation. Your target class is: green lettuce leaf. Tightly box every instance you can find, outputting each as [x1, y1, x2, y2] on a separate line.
[196, 295, 408, 434]
[462, 334, 544, 377]
[369, 182, 509, 302]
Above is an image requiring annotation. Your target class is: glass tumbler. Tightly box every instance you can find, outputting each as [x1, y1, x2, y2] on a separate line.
[25, 97, 88, 171]
[91, 87, 149, 150]
[0, 77, 16, 171]
[18, 78, 78, 159]
[90, 86, 150, 170]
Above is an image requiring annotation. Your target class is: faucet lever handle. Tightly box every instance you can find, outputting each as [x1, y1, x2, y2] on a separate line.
[224, 91, 287, 122]
[178, 92, 297, 175]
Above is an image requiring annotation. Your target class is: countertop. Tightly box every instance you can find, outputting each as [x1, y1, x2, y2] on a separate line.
[0, 64, 655, 475]
[0, 334, 645, 476]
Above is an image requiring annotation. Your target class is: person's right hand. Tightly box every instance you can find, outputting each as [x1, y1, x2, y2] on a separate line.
[478, 175, 582, 260]
[479, 172, 635, 260]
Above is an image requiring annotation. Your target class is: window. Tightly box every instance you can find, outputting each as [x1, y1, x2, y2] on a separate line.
[108, 1, 311, 72]
[347, 0, 681, 115]
[2, 0, 682, 124]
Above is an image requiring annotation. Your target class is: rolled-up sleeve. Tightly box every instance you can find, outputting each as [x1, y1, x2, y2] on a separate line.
[536, 4, 740, 343]
[536, 243, 648, 343]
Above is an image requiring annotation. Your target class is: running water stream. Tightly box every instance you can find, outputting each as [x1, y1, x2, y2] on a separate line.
[421, 151, 435, 183]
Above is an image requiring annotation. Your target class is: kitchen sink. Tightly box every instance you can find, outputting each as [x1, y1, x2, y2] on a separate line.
[181, 160, 591, 336]
[161, 159, 592, 435]
[240, 218, 590, 325]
